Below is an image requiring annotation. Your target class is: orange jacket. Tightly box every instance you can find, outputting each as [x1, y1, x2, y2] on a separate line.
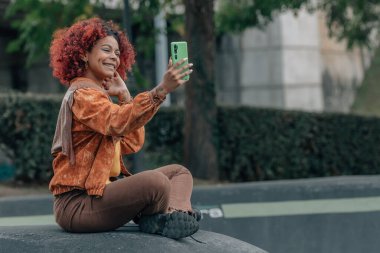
[49, 78, 164, 196]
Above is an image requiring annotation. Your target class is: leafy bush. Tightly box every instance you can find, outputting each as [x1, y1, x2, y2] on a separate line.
[0, 93, 61, 182]
[143, 107, 184, 169]
[218, 107, 380, 181]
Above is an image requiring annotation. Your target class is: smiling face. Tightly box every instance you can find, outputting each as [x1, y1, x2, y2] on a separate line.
[83, 36, 120, 84]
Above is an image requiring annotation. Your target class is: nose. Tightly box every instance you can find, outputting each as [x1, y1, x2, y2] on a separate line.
[110, 52, 118, 60]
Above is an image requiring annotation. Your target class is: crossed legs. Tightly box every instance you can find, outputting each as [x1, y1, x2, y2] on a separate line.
[54, 164, 194, 233]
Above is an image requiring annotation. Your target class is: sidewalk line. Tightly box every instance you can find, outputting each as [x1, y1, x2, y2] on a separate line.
[0, 215, 55, 226]
[222, 196, 380, 218]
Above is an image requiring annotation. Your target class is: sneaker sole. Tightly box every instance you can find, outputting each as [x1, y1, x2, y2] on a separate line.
[139, 212, 199, 239]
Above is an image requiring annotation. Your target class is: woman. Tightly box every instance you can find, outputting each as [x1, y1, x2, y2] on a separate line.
[49, 17, 199, 239]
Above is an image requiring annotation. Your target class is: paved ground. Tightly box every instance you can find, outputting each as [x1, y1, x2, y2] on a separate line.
[191, 175, 380, 253]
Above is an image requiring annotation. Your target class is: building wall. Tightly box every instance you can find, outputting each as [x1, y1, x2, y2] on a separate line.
[26, 59, 63, 94]
[279, 10, 323, 111]
[0, 35, 62, 94]
[217, 9, 371, 113]
[216, 16, 286, 108]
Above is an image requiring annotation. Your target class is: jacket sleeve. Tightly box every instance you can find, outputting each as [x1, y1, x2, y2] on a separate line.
[120, 126, 145, 154]
[72, 88, 162, 136]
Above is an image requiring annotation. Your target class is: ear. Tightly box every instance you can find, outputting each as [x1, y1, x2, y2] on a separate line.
[81, 52, 89, 62]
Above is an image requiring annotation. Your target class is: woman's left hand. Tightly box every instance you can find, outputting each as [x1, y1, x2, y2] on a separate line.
[102, 72, 132, 103]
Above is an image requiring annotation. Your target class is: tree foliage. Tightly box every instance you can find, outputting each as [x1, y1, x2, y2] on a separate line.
[7, 0, 380, 65]
[5, 0, 182, 67]
[5, 0, 98, 65]
[215, 0, 305, 32]
[216, 0, 380, 49]
[318, 0, 380, 48]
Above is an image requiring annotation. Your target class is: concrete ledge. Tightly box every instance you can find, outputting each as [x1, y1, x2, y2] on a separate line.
[0, 225, 267, 253]
[0, 194, 53, 217]
[192, 175, 380, 203]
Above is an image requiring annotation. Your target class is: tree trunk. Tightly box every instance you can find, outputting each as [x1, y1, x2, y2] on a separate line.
[183, 0, 218, 180]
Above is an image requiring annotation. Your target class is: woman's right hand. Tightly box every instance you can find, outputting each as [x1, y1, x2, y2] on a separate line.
[102, 72, 132, 104]
[156, 58, 193, 95]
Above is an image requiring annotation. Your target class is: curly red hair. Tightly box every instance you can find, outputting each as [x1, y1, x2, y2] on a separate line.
[50, 17, 135, 85]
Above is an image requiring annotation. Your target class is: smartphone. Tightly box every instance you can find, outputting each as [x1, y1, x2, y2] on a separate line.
[170, 41, 189, 80]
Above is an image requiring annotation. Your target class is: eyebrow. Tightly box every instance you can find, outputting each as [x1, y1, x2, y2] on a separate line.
[101, 44, 120, 51]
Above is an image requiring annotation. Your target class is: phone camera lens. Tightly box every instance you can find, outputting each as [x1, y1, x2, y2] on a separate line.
[174, 45, 178, 50]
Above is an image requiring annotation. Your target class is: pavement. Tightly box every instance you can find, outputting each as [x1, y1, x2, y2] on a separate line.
[191, 175, 380, 253]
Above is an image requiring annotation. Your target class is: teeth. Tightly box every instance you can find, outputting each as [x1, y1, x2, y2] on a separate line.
[104, 64, 115, 69]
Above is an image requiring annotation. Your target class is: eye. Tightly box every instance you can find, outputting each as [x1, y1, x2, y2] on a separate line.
[102, 47, 111, 52]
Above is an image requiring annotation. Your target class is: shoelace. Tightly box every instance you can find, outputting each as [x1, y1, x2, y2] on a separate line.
[189, 235, 206, 244]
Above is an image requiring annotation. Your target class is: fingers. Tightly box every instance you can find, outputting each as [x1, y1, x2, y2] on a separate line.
[114, 71, 124, 81]
[102, 75, 117, 90]
[168, 57, 173, 68]
[169, 67, 193, 86]
[174, 63, 193, 80]
[103, 72, 118, 83]
[178, 62, 193, 73]
[179, 69, 193, 79]
[102, 77, 111, 90]
[161, 59, 193, 92]
[172, 57, 188, 69]
[167, 57, 188, 72]
[167, 62, 193, 81]
[169, 61, 192, 74]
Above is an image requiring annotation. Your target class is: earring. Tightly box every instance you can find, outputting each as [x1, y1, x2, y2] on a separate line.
[82, 57, 88, 69]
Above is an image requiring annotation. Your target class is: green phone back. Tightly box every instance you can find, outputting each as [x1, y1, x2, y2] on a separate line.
[170, 41, 189, 80]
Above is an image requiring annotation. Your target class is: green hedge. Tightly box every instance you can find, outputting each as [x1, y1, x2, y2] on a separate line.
[1, 93, 380, 183]
[0, 93, 61, 182]
[144, 107, 184, 169]
[218, 107, 380, 181]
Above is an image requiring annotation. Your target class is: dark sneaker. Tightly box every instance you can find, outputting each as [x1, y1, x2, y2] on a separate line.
[190, 208, 202, 221]
[139, 211, 199, 239]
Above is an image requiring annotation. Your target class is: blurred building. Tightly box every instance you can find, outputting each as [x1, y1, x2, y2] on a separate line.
[216, 9, 373, 113]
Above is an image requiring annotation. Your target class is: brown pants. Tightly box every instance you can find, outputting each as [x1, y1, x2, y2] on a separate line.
[54, 164, 193, 233]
